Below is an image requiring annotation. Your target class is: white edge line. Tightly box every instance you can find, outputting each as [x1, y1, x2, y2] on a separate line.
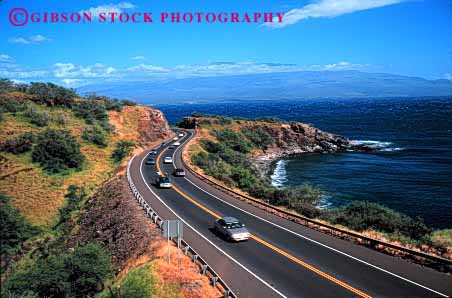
[136, 140, 288, 298]
[172, 130, 449, 298]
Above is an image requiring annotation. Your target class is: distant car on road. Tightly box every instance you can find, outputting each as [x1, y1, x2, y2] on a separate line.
[150, 149, 158, 155]
[145, 158, 156, 165]
[173, 141, 181, 146]
[173, 137, 179, 141]
[173, 168, 186, 177]
[168, 145, 175, 150]
[158, 175, 172, 188]
[164, 156, 173, 164]
[178, 133, 184, 137]
[214, 217, 250, 242]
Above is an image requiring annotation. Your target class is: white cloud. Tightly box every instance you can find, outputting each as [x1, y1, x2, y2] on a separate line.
[131, 56, 146, 61]
[127, 63, 169, 73]
[0, 69, 49, 79]
[313, 61, 369, 70]
[445, 73, 452, 81]
[267, 0, 404, 28]
[54, 63, 117, 78]
[9, 35, 52, 45]
[61, 79, 86, 87]
[81, 2, 136, 18]
[0, 59, 372, 86]
[0, 54, 14, 62]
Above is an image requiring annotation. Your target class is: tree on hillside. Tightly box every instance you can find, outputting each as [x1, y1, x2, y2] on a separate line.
[111, 140, 135, 163]
[72, 100, 108, 123]
[27, 82, 76, 107]
[4, 243, 113, 298]
[0, 193, 37, 259]
[0, 78, 15, 93]
[32, 129, 85, 173]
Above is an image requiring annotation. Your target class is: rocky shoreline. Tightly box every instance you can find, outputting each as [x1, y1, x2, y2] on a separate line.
[250, 122, 372, 177]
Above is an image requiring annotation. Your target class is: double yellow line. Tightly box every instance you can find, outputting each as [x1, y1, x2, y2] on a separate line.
[155, 143, 371, 298]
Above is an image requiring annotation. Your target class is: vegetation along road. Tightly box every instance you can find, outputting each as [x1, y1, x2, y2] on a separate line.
[129, 129, 452, 298]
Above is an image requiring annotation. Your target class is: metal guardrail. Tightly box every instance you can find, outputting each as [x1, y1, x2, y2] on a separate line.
[181, 130, 452, 272]
[126, 155, 237, 298]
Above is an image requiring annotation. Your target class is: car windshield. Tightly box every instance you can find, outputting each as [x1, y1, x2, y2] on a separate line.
[225, 221, 244, 229]
[160, 177, 170, 183]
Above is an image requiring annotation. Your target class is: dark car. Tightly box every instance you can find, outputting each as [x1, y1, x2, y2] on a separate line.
[150, 149, 158, 155]
[173, 168, 186, 177]
[145, 158, 155, 165]
[168, 145, 175, 150]
[214, 217, 250, 242]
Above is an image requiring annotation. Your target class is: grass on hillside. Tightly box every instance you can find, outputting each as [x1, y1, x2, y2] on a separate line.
[0, 104, 146, 228]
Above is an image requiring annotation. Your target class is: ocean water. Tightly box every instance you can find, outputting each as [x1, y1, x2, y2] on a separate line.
[154, 98, 452, 229]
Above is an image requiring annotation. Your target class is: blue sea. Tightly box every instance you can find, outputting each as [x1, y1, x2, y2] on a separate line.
[154, 98, 452, 229]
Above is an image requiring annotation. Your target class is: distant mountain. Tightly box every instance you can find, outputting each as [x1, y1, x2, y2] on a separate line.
[78, 71, 452, 104]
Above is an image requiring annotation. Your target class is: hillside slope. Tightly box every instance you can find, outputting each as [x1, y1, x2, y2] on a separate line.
[0, 96, 170, 227]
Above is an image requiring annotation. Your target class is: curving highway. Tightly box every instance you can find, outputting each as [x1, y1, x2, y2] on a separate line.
[129, 129, 452, 298]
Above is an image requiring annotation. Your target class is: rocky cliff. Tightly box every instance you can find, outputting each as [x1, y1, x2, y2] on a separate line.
[248, 121, 352, 174]
[181, 115, 369, 175]
[109, 105, 171, 146]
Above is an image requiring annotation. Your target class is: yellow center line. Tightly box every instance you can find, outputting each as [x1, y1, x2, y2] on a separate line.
[154, 144, 371, 298]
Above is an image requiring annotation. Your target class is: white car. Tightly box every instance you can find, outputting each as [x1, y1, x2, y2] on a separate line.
[173, 137, 179, 141]
[158, 175, 172, 188]
[178, 133, 184, 137]
[174, 141, 181, 146]
[164, 156, 173, 164]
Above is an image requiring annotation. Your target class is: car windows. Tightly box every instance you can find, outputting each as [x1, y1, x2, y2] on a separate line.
[225, 221, 243, 229]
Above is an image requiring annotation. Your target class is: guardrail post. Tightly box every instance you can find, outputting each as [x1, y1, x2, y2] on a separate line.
[211, 276, 218, 287]
[224, 289, 231, 298]
[201, 264, 208, 275]
[184, 246, 190, 255]
[192, 255, 198, 262]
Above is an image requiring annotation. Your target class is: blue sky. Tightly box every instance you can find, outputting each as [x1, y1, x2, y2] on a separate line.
[0, 0, 451, 87]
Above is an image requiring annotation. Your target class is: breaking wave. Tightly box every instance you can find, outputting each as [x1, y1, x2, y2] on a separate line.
[271, 160, 288, 187]
[350, 140, 404, 152]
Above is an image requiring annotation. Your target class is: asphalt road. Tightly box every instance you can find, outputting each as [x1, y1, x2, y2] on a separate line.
[129, 129, 452, 298]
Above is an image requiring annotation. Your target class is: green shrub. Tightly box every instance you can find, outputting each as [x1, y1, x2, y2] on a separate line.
[4, 243, 113, 298]
[230, 167, 258, 190]
[27, 82, 76, 107]
[241, 127, 274, 150]
[214, 129, 254, 153]
[72, 100, 108, 123]
[82, 125, 108, 147]
[55, 185, 88, 230]
[0, 97, 26, 114]
[121, 99, 137, 106]
[32, 129, 85, 173]
[24, 106, 50, 127]
[0, 193, 37, 259]
[69, 243, 113, 296]
[324, 201, 432, 239]
[0, 78, 15, 93]
[53, 112, 68, 125]
[111, 140, 135, 163]
[5, 251, 69, 298]
[0, 132, 35, 154]
[103, 263, 155, 298]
